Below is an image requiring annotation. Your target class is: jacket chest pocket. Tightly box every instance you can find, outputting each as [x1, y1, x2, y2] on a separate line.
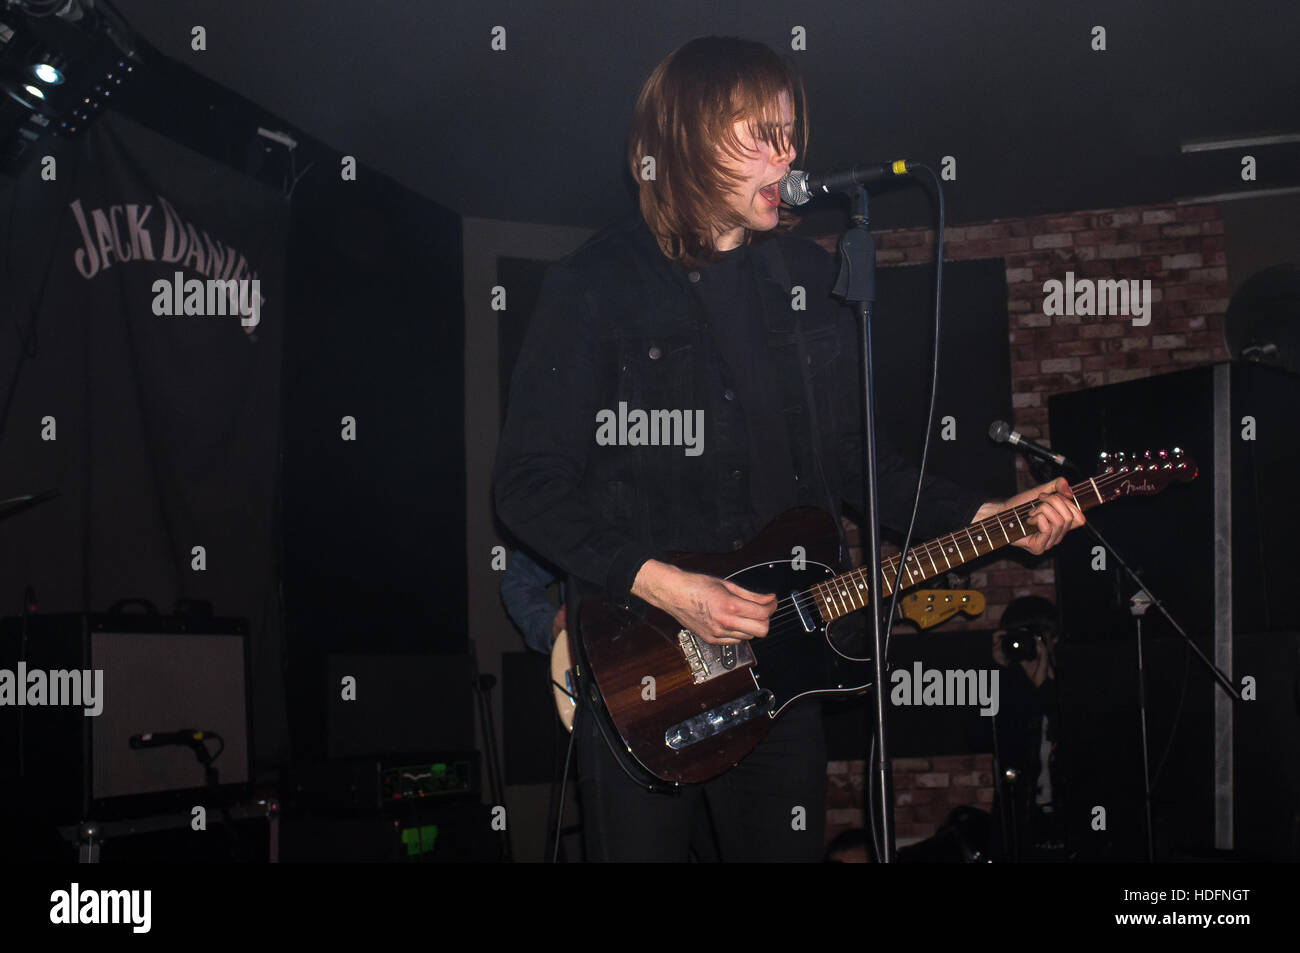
[801, 327, 841, 378]
[615, 332, 698, 408]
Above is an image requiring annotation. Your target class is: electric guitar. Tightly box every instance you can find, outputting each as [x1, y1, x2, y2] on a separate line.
[550, 588, 984, 733]
[572, 449, 1197, 784]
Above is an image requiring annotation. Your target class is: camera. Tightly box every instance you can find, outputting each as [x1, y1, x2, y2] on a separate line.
[1002, 623, 1050, 662]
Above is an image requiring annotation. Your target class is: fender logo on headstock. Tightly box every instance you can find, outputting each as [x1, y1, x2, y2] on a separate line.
[1118, 477, 1157, 495]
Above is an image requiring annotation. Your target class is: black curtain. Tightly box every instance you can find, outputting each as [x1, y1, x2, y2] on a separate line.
[0, 110, 290, 771]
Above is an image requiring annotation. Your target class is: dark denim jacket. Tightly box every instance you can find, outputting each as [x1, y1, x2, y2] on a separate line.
[493, 213, 985, 611]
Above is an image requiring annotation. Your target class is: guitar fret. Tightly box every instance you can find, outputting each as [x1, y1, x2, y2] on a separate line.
[829, 582, 846, 617]
[926, 545, 940, 576]
[999, 518, 1010, 544]
[853, 570, 869, 604]
[1013, 507, 1027, 536]
[844, 573, 862, 610]
[939, 541, 952, 570]
[817, 584, 834, 620]
[964, 526, 979, 556]
[837, 579, 852, 614]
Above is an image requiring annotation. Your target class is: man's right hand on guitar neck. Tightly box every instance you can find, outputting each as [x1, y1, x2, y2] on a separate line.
[631, 559, 777, 646]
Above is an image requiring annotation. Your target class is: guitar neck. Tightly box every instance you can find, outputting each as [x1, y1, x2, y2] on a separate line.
[811, 476, 1107, 623]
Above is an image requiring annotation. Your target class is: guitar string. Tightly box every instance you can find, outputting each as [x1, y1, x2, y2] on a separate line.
[740, 464, 1185, 637]
[753, 492, 1073, 634]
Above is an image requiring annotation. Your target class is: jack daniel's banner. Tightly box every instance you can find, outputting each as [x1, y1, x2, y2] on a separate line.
[0, 111, 289, 769]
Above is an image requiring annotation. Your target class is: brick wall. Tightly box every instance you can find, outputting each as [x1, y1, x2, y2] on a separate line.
[815, 200, 1230, 631]
[819, 201, 1231, 848]
[827, 754, 995, 849]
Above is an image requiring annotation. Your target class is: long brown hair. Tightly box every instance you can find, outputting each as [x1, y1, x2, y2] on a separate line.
[627, 36, 808, 268]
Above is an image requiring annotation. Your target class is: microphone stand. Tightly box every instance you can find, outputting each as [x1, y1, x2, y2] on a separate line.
[1033, 446, 1241, 861]
[1130, 589, 1156, 862]
[835, 185, 894, 862]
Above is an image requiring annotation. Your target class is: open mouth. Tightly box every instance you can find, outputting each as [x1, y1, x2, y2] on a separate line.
[759, 183, 780, 207]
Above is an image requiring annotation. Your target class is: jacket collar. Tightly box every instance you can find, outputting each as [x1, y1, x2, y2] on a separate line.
[626, 213, 793, 294]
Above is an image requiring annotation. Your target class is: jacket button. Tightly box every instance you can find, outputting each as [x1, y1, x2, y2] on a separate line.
[724, 388, 735, 401]
[648, 346, 661, 360]
[731, 469, 743, 480]
[688, 271, 701, 283]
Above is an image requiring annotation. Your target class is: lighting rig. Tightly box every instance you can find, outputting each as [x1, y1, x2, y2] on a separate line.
[0, 0, 140, 172]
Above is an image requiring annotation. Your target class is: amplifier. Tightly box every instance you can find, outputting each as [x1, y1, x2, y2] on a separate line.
[279, 801, 504, 862]
[285, 751, 481, 817]
[0, 612, 250, 823]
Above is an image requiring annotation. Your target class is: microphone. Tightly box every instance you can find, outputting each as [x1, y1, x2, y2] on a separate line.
[988, 420, 1067, 467]
[129, 729, 208, 749]
[778, 160, 914, 206]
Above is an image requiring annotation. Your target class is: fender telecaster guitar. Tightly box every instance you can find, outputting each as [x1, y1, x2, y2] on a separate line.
[573, 449, 1196, 783]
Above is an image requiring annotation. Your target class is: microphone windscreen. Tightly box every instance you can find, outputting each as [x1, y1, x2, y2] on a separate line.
[778, 170, 810, 206]
[988, 420, 1011, 444]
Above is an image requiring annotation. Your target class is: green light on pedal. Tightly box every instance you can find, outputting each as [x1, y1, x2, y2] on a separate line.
[401, 824, 439, 856]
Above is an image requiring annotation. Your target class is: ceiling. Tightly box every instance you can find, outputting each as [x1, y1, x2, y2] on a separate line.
[98, 0, 1300, 230]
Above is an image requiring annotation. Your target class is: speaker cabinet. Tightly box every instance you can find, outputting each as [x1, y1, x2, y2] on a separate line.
[0, 613, 250, 823]
[1049, 363, 1300, 855]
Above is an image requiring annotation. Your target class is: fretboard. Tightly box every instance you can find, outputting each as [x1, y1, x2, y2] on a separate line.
[810, 476, 1108, 623]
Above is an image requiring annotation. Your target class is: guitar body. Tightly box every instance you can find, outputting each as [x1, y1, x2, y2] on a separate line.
[578, 507, 872, 784]
[550, 631, 576, 732]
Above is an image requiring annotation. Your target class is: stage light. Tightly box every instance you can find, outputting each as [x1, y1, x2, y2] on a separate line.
[5, 86, 38, 109]
[32, 62, 64, 84]
[22, 83, 45, 100]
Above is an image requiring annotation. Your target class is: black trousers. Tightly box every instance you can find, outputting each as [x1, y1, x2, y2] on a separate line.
[575, 700, 827, 862]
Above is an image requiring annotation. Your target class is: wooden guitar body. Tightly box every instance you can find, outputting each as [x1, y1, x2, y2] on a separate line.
[579, 507, 871, 783]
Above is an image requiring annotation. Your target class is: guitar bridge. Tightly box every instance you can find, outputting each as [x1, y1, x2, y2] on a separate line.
[677, 629, 755, 684]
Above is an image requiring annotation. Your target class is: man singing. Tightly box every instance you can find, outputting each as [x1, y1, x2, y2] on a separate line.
[493, 35, 1083, 862]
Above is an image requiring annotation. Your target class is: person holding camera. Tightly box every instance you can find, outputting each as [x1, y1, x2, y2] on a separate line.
[990, 595, 1064, 860]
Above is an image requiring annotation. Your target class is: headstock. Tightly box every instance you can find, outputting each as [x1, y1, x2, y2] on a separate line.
[1094, 448, 1198, 501]
[897, 589, 986, 630]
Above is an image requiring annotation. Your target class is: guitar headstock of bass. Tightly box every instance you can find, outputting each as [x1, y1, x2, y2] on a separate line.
[1094, 448, 1198, 501]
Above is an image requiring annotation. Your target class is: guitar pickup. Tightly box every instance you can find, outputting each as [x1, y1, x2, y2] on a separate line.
[665, 689, 774, 749]
[791, 589, 819, 631]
